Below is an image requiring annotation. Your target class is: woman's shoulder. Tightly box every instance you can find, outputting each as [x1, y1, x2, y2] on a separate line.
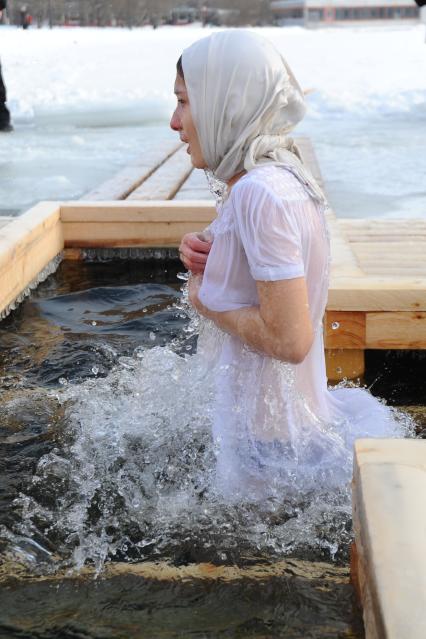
[232, 165, 311, 204]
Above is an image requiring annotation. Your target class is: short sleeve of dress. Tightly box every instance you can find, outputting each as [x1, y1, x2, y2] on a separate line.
[231, 177, 305, 281]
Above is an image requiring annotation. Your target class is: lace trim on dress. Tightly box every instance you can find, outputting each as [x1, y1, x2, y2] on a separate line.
[204, 169, 228, 207]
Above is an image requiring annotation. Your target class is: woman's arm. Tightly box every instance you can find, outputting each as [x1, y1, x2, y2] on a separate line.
[189, 275, 314, 365]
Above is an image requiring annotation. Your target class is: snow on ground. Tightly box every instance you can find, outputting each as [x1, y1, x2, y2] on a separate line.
[0, 24, 425, 217]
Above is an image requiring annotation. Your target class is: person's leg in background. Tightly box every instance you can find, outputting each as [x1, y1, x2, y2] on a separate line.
[0, 61, 12, 132]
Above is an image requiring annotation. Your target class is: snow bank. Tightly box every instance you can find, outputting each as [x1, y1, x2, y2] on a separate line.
[1, 24, 425, 125]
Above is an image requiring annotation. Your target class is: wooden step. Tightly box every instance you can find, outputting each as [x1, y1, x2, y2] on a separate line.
[0, 216, 13, 230]
[352, 439, 426, 639]
[81, 139, 182, 201]
[128, 145, 193, 201]
[174, 167, 212, 200]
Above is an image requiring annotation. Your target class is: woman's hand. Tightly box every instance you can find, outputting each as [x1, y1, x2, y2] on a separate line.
[179, 232, 212, 274]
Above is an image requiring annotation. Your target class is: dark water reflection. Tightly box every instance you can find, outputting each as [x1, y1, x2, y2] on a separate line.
[2, 257, 422, 638]
[0, 259, 186, 389]
[0, 560, 362, 639]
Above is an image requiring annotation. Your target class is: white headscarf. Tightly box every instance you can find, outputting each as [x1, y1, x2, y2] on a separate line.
[181, 30, 327, 205]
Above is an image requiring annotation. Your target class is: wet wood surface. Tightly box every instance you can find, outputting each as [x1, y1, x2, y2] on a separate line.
[352, 438, 426, 639]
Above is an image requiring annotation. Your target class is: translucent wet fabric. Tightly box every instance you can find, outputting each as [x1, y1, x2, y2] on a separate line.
[181, 30, 326, 205]
[197, 165, 412, 501]
[179, 31, 413, 502]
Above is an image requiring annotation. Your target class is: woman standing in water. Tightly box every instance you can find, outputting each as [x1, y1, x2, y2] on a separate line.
[171, 30, 410, 501]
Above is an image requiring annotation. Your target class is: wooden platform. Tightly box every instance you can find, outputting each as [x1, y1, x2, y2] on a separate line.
[352, 439, 426, 639]
[0, 136, 425, 381]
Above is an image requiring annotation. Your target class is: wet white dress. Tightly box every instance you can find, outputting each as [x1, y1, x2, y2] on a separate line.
[198, 165, 409, 502]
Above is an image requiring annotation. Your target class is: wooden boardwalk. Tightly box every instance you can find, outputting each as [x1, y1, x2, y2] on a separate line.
[0, 136, 425, 381]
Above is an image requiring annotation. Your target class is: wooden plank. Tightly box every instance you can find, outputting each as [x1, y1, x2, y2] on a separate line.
[355, 258, 426, 266]
[352, 439, 426, 639]
[63, 221, 207, 248]
[0, 202, 63, 315]
[350, 543, 362, 608]
[128, 146, 193, 200]
[352, 242, 426, 254]
[81, 140, 183, 201]
[328, 278, 426, 312]
[60, 201, 216, 223]
[0, 557, 348, 585]
[349, 235, 426, 244]
[359, 267, 426, 276]
[339, 219, 426, 234]
[344, 234, 426, 244]
[324, 311, 426, 351]
[350, 246, 426, 262]
[329, 229, 364, 277]
[296, 136, 324, 188]
[63, 248, 84, 260]
[324, 311, 366, 349]
[0, 216, 13, 230]
[61, 202, 215, 247]
[339, 217, 426, 226]
[174, 168, 213, 200]
[326, 209, 364, 280]
[366, 312, 426, 349]
[325, 348, 365, 381]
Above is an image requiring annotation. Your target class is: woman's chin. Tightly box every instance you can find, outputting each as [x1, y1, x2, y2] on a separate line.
[191, 156, 207, 170]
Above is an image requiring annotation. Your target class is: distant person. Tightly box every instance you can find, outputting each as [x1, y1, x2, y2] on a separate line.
[20, 4, 30, 29]
[0, 0, 12, 132]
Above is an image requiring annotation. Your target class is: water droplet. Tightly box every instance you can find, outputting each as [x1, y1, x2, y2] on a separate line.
[177, 271, 189, 281]
[91, 320, 97, 326]
[142, 308, 148, 313]
[91, 366, 99, 376]
[58, 377, 68, 386]
[331, 321, 340, 330]
[149, 332, 156, 341]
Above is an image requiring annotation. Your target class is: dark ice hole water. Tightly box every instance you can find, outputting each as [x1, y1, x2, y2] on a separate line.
[0, 257, 423, 639]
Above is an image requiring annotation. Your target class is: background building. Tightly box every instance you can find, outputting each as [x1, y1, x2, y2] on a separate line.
[1, 0, 419, 27]
[270, 0, 420, 26]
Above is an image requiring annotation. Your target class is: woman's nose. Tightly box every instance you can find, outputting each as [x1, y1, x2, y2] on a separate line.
[170, 109, 181, 131]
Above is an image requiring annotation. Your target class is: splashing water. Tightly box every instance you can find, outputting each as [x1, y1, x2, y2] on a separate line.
[3, 279, 414, 576]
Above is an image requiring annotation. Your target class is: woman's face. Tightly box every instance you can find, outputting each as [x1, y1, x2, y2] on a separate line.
[170, 73, 207, 170]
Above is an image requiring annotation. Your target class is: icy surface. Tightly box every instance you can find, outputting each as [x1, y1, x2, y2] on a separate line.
[0, 24, 425, 217]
